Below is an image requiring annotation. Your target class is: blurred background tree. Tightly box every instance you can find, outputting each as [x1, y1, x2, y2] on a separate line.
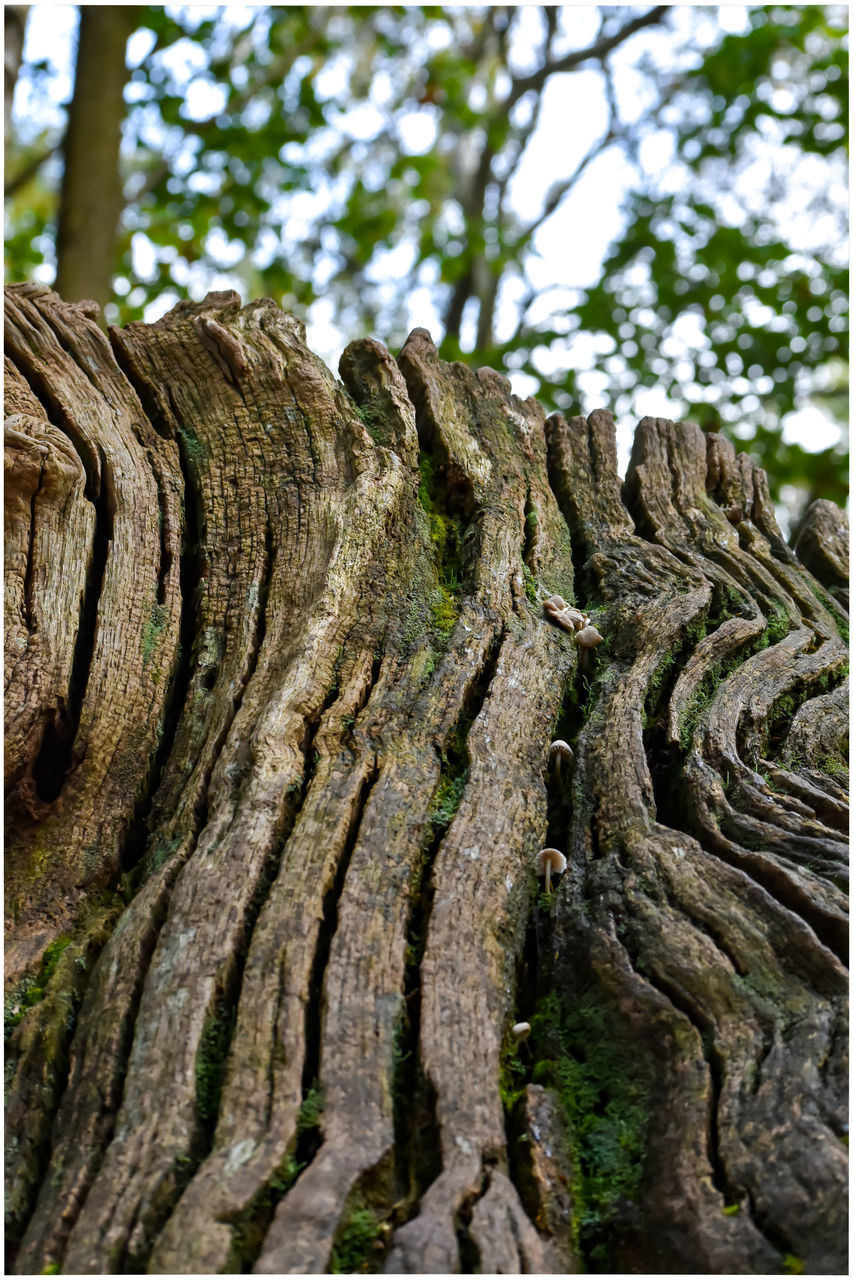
[5, 4, 848, 527]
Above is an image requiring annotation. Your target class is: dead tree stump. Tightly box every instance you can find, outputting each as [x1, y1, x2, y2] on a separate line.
[4, 284, 848, 1275]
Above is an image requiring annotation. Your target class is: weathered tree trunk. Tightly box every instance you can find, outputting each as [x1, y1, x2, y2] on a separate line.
[54, 7, 135, 312]
[4, 283, 848, 1275]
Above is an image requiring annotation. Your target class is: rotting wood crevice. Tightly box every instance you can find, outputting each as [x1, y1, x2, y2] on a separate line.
[744, 1186, 798, 1264]
[390, 627, 507, 1227]
[120, 417, 200, 878]
[499, 656, 604, 1248]
[626, 951, 780, 1251]
[522, 486, 540, 579]
[41, 880, 181, 1271]
[114, 698, 344, 1274]
[31, 474, 110, 805]
[454, 1172, 488, 1274]
[21, 455, 47, 635]
[298, 761, 382, 1156]
[5, 340, 103, 497]
[214, 698, 385, 1274]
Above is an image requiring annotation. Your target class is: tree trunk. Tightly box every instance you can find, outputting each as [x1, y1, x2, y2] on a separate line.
[4, 283, 848, 1276]
[4, 6, 29, 144]
[54, 8, 134, 312]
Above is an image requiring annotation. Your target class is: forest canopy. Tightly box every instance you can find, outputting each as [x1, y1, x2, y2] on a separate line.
[4, 3, 849, 519]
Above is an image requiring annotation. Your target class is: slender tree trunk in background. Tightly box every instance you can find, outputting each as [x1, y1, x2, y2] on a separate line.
[4, 283, 848, 1275]
[54, 7, 134, 312]
[4, 6, 29, 144]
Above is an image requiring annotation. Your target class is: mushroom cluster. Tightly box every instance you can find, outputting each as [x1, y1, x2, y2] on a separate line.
[543, 594, 603, 650]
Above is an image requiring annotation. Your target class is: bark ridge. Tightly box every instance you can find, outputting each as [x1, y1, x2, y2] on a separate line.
[4, 286, 848, 1275]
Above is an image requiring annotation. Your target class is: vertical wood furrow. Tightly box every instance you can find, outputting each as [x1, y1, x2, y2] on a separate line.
[6, 292, 846, 1275]
[4, 287, 183, 1260]
[4, 373, 94, 789]
[50, 304, 411, 1274]
[539, 407, 846, 1272]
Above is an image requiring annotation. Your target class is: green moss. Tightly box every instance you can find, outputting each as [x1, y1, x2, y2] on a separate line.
[678, 605, 795, 750]
[722, 1203, 740, 1216]
[756, 603, 790, 650]
[706, 581, 750, 631]
[643, 618, 706, 731]
[783, 1255, 805, 1274]
[418, 452, 464, 642]
[354, 402, 390, 447]
[297, 1083, 325, 1135]
[529, 988, 653, 1269]
[177, 423, 205, 466]
[429, 584, 459, 638]
[810, 583, 850, 643]
[40, 1266, 60, 1275]
[5, 935, 73, 1038]
[142, 601, 169, 667]
[815, 753, 849, 781]
[428, 770, 468, 829]
[226, 1153, 305, 1268]
[331, 1199, 383, 1273]
[196, 999, 234, 1125]
[522, 562, 537, 605]
[499, 1037, 526, 1112]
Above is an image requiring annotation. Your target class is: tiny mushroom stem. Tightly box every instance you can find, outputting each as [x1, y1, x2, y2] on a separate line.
[535, 847, 567, 894]
[549, 738, 574, 784]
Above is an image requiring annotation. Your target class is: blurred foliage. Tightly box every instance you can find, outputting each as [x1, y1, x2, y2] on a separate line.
[5, 4, 848, 513]
[574, 4, 849, 509]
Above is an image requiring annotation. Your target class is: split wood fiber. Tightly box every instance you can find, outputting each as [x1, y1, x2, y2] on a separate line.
[5, 285, 848, 1275]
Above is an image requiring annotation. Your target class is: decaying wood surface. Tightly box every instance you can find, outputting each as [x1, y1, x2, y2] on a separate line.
[4, 283, 848, 1275]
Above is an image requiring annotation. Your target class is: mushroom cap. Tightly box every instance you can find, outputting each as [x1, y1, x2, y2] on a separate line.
[549, 739, 574, 762]
[563, 607, 586, 630]
[534, 847, 567, 876]
[511, 1022, 531, 1042]
[574, 624, 603, 648]
[545, 594, 568, 611]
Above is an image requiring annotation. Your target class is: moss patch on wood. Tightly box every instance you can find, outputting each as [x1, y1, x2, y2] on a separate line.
[330, 1196, 384, 1274]
[529, 988, 654, 1270]
[677, 603, 792, 751]
[296, 1082, 325, 1136]
[196, 998, 235, 1126]
[142, 601, 170, 667]
[4, 935, 73, 1037]
[417, 453, 464, 640]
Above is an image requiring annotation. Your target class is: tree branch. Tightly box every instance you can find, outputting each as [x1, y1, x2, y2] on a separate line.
[505, 5, 669, 112]
[5, 142, 59, 197]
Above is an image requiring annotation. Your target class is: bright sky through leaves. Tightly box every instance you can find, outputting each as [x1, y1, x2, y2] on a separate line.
[9, 4, 848, 521]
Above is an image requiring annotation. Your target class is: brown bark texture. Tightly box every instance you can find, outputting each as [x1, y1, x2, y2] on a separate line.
[4, 283, 849, 1276]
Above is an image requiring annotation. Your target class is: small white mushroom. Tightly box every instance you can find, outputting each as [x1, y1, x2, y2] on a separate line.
[534, 847, 567, 894]
[549, 739, 574, 783]
[511, 1022, 531, 1043]
[574, 624, 603, 649]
